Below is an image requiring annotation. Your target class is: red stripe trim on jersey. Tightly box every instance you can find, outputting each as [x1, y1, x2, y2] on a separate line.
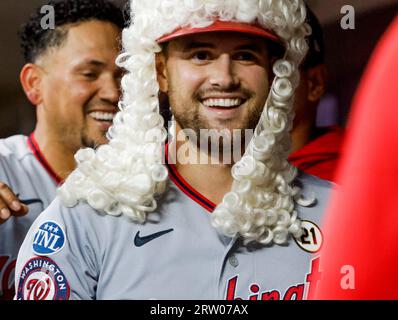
[165, 143, 216, 213]
[27, 133, 63, 185]
[168, 165, 215, 212]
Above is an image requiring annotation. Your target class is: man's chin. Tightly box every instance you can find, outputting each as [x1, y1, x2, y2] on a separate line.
[81, 133, 108, 149]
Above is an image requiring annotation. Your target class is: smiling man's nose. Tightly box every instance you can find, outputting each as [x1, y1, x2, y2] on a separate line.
[209, 54, 239, 90]
[99, 75, 120, 105]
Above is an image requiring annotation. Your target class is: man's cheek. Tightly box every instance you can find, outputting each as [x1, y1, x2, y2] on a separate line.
[72, 83, 96, 104]
[176, 65, 204, 89]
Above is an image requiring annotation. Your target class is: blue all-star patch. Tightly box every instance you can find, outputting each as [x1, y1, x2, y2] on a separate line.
[32, 221, 65, 256]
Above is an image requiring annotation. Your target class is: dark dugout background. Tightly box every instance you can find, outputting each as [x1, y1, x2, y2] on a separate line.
[0, 0, 397, 138]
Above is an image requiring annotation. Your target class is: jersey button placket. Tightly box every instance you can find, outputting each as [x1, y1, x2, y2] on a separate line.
[228, 254, 239, 268]
[217, 234, 240, 299]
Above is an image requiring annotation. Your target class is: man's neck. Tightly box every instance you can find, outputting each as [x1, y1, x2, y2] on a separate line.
[33, 125, 78, 181]
[291, 121, 317, 154]
[170, 138, 234, 206]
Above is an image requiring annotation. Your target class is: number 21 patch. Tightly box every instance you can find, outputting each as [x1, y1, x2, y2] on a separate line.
[294, 220, 323, 253]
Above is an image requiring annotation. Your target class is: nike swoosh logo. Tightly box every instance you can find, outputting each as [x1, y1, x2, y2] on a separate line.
[134, 228, 174, 247]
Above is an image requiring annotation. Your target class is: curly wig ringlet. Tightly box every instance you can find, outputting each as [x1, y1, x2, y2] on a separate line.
[58, 0, 315, 246]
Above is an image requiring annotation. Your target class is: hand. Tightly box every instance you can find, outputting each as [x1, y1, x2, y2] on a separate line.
[0, 182, 29, 224]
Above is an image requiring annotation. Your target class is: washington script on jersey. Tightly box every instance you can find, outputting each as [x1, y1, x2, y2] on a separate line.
[226, 257, 322, 300]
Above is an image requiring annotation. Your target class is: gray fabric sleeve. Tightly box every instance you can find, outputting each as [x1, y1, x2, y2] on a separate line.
[14, 197, 100, 300]
[0, 155, 13, 183]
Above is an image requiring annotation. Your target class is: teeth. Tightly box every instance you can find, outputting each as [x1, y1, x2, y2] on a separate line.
[89, 112, 115, 121]
[202, 98, 242, 108]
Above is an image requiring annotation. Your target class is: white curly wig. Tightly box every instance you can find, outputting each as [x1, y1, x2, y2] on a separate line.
[58, 0, 315, 246]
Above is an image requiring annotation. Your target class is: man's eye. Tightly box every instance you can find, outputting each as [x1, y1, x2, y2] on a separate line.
[82, 72, 98, 79]
[234, 52, 257, 62]
[192, 51, 212, 61]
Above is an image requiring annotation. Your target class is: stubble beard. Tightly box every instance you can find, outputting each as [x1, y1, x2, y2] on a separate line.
[51, 116, 97, 151]
[80, 129, 98, 149]
[168, 85, 265, 164]
[82, 99, 116, 149]
[50, 102, 102, 152]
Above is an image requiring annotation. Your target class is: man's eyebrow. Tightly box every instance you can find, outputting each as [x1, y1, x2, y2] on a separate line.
[182, 41, 217, 51]
[181, 41, 266, 53]
[234, 43, 266, 53]
[74, 60, 106, 68]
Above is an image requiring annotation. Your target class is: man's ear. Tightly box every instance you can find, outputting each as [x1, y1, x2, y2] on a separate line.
[155, 52, 168, 93]
[306, 64, 327, 102]
[20, 63, 44, 106]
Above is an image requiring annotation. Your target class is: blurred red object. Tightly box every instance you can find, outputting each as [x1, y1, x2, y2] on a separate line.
[289, 126, 344, 182]
[310, 16, 398, 300]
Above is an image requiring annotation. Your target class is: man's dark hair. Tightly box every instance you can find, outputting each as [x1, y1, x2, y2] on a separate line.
[302, 5, 325, 69]
[19, 0, 127, 63]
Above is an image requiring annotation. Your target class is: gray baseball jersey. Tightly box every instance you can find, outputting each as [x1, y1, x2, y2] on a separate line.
[0, 134, 59, 299]
[15, 161, 331, 300]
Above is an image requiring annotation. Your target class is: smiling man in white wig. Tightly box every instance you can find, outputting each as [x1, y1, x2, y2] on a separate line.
[0, 0, 125, 300]
[15, 0, 332, 300]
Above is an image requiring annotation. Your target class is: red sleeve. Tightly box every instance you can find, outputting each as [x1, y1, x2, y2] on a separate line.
[311, 16, 398, 299]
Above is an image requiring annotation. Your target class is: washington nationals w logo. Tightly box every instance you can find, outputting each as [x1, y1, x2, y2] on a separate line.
[26, 276, 52, 300]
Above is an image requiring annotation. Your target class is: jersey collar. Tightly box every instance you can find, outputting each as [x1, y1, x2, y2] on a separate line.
[27, 133, 63, 185]
[165, 143, 216, 213]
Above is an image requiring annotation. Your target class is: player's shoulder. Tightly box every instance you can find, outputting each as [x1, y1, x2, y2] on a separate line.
[295, 170, 334, 192]
[39, 196, 102, 223]
[0, 135, 30, 161]
[294, 171, 334, 223]
[36, 195, 129, 236]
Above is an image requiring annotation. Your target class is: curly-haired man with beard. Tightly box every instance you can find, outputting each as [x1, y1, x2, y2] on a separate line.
[15, 0, 332, 300]
[0, 0, 125, 299]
